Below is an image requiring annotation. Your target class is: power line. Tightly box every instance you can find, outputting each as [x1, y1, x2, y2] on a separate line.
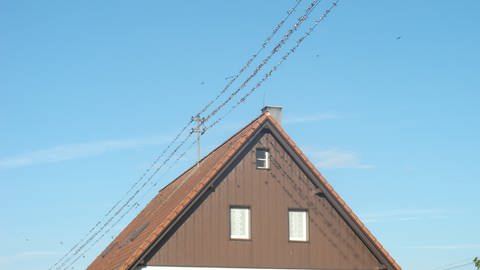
[196, 0, 304, 118]
[51, 1, 337, 269]
[431, 258, 475, 270]
[56, 130, 196, 270]
[76, 2, 339, 264]
[204, 0, 340, 134]
[431, 258, 473, 270]
[53, 2, 307, 266]
[49, 120, 194, 270]
[202, 0, 325, 125]
[438, 262, 474, 270]
[52, 1, 305, 267]
[61, 139, 198, 270]
[71, 3, 337, 257]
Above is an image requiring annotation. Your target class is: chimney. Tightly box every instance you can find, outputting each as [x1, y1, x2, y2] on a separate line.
[262, 105, 283, 125]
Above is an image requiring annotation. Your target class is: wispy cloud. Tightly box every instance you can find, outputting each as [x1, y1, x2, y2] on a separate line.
[0, 250, 60, 264]
[284, 112, 341, 125]
[310, 148, 373, 169]
[0, 135, 168, 170]
[404, 244, 480, 250]
[359, 208, 449, 224]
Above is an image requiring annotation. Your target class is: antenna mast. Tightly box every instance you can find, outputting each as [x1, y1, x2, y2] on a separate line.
[192, 115, 205, 167]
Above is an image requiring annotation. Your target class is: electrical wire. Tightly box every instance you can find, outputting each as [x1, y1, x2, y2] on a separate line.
[202, 0, 325, 125]
[196, 0, 304, 118]
[203, 0, 340, 134]
[56, 131, 196, 270]
[51, 1, 339, 269]
[61, 139, 198, 270]
[49, 120, 194, 270]
[437, 262, 474, 270]
[431, 258, 476, 270]
[51, 2, 308, 267]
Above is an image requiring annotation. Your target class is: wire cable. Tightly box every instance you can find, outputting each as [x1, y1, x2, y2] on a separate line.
[202, 0, 325, 125]
[61, 139, 198, 270]
[204, 0, 340, 134]
[49, 120, 194, 270]
[437, 262, 474, 270]
[51, 1, 338, 269]
[431, 258, 476, 270]
[56, 132, 196, 270]
[196, 0, 304, 118]
[51, 2, 307, 268]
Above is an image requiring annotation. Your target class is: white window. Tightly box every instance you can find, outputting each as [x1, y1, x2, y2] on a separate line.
[230, 207, 250, 239]
[256, 149, 269, 169]
[289, 210, 308, 241]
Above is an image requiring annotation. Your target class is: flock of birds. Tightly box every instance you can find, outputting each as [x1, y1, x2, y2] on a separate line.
[196, 35, 403, 86]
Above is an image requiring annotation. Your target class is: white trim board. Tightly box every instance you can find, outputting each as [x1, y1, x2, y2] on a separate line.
[137, 267, 319, 270]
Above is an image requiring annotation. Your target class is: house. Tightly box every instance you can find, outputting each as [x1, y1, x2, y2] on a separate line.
[88, 106, 401, 270]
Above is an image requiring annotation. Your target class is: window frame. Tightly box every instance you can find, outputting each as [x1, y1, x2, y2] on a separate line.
[256, 148, 270, 170]
[288, 209, 309, 242]
[229, 206, 251, 240]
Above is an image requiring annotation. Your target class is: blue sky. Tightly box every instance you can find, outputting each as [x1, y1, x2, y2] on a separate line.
[1, 1, 479, 270]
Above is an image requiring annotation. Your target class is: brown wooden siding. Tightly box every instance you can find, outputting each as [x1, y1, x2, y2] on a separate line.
[145, 132, 382, 269]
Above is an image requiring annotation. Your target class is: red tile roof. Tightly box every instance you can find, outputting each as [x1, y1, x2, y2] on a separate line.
[87, 112, 400, 270]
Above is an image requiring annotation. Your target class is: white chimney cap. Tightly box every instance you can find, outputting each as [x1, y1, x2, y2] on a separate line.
[261, 106, 283, 125]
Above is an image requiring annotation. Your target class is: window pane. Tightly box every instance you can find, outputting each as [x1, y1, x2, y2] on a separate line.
[256, 149, 267, 159]
[256, 149, 269, 169]
[256, 159, 266, 168]
[230, 208, 250, 239]
[289, 210, 308, 241]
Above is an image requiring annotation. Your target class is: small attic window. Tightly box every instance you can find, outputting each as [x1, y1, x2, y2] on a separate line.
[256, 149, 269, 169]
